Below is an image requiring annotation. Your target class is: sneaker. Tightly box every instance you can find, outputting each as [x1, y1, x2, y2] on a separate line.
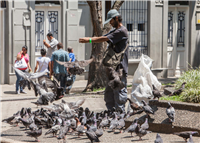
[20, 90, 27, 94]
[16, 91, 20, 94]
[58, 95, 64, 99]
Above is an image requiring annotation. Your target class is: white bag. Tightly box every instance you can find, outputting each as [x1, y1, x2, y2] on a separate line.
[130, 54, 161, 106]
[14, 57, 28, 70]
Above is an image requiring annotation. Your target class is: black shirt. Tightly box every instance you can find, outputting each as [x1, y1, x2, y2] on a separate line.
[104, 26, 129, 74]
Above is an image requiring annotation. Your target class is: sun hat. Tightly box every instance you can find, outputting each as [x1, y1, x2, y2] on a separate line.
[104, 9, 120, 25]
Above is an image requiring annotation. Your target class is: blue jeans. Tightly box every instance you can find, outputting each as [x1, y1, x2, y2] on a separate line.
[54, 73, 67, 95]
[15, 70, 25, 92]
[104, 72, 127, 112]
[67, 74, 76, 90]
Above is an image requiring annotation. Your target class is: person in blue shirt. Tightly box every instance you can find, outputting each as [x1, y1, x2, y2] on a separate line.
[50, 42, 70, 97]
[66, 47, 76, 94]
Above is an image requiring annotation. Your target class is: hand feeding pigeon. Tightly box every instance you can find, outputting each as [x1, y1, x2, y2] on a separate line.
[55, 56, 94, 75]
[152, 84, 162, 101]
[166, 102, 175, 123]
[169, 82, 186, 96]
[154, 133, 163, 143]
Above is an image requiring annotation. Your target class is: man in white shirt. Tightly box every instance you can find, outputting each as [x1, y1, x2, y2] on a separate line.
[43, 32, 59, 58]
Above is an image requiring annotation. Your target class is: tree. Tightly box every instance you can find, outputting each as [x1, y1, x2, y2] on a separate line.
[83, 1, 124, 92]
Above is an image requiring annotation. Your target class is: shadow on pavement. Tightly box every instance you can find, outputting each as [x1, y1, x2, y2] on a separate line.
[4, 91, 16, 94]
[1, 133, 22, 137]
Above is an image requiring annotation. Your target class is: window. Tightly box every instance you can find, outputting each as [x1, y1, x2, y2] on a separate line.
[35, 1, 60, 5]
[1, 0, 6, 8]
[138, 23, 145, 31]
[127, 24, 133, 31]
[168, 1, 189, 5]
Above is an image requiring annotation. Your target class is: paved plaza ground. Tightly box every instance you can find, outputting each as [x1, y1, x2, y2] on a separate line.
[1, 77, 200, 143]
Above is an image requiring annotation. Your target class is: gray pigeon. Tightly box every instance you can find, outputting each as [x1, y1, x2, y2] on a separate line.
[152, 84, 162, 101]
[25, 126, 42, 142]
[141, 118, 149, 130]
[76, 123, 87, 137]
[95, 126, 103, 138]
[99, 113, 109, 129]
[169, 82, 186, 96]
[141, 100, 154, 118]
[109, 113, 118, 132]
[45, 124, 61, 137]
[135, 124, 152, 140]
[86, 124, 100, 143]
[174, 131, 199, 142]
[116, 116, 125, 133]
[166, 102, 175, 122]
[19, 116, 34, 130]
[57, 121, 69, 142]
[154, 133, 163, 143]
[124, 117, 138, 136]
[187, 134, 194, 143]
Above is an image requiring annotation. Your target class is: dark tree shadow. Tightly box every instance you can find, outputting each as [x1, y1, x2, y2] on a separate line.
[22, 140, 39, 142]
[123, 135, 135, 138]
[161, 118, 173, 125]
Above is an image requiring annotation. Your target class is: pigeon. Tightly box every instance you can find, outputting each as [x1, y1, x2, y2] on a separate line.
[29, 122, 38, 131]
[106, 67, 124, 90]
[116, 116, 125, 133]
[124, 117, 138, 136]
[166, 102, 175, 123]
[141, 100, 154, 118]
[169, 82, 186, 96]
[76, 122, 87, 137]
[62, 98, 86, 109]
[57, 121, 69, 142]
[141, 118, 149, 130]
[25, 126, 42, 142]
[173, 131, 199, 142]
[109, 113, 118, 132]
[19, 79, 31, 90]
[135, 124, 152, 140]
[13, 66, 48, 82]
[99, 113, 109, 129]
[95, 126, 103, 138]
[19, 116, 34, 129]
[55, 56, 94, 75]
[154, 133, 163, 143]
[187, 134, 194, 143]
[127, 98, 143, 111]
[152, 84, 162, 101]
[45, 124, 61, 137]
[85, 124, 100, 143]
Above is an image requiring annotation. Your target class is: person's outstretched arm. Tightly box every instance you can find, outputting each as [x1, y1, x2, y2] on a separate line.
[79, 36, 109, 43]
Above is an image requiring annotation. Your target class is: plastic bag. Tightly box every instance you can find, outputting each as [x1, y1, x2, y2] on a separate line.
[130, 54, 161, 106]
[14, 57, 28, 70]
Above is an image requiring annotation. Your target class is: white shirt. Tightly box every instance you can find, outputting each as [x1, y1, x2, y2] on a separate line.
[36, 57, 51, 72]
[46, 38, 59, 58]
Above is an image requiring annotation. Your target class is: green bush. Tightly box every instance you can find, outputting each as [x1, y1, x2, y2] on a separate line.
[175, 67, 200, 103]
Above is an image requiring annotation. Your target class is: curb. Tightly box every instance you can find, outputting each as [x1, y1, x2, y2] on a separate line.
[125, 100, 200, 135]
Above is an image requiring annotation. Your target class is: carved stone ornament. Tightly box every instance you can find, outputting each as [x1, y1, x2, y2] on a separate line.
[155, 0, 163, 7]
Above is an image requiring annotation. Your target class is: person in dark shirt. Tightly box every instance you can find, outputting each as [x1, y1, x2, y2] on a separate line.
[66, 47, 76, 94]
[79, 9, 128, 112]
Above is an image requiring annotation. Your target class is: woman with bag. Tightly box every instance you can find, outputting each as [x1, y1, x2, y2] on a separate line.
[15, 45, 32, 94]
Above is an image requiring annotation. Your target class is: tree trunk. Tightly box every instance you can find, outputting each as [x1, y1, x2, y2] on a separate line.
[84, 1, 124, 92]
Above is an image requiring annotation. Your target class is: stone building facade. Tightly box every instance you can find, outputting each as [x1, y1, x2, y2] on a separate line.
[0, 1, 200, 84]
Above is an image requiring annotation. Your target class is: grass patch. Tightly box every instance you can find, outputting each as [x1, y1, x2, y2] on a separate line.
[92, 87, 105, 92]
[160, 96, 183, 102]
[162, 83, 174, 86]
[174, 67, 200, 103]
[127, 85, 132, 87]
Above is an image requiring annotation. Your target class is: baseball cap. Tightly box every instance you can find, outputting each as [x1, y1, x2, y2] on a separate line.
[104, 9, 120, 25]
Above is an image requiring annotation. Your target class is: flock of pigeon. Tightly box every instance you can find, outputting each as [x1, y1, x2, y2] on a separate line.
[2, 62, 199, 142]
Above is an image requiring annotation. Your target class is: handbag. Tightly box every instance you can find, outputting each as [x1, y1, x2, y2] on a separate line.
[14, 57, 28, 70]
[102, 43, 129, 70]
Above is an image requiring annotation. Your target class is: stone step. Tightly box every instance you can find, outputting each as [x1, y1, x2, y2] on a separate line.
[125, 100, 200, 135]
